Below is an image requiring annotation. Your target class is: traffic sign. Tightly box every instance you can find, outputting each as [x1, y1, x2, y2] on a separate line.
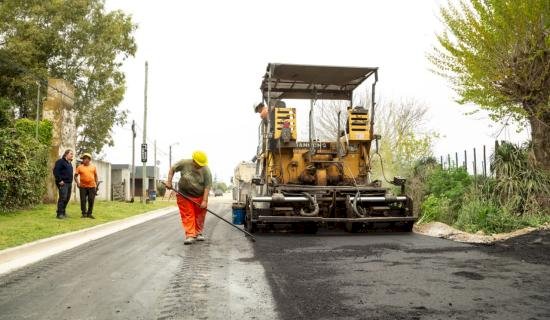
[141, 143, 147, 163]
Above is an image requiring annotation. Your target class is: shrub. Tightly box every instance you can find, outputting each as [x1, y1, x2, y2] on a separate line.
[490, 142, 550, 215]
[454, 185, 550, 234]
[417, 194, 455, 224]
[406, 157, 439, 216]
[454, 193, 502, 233]
[412, 142, 549, 233]
[426, 167, 471, 211]
[14, 118, 53, 145]
[0, 119, 52, 212]
[483, 210, 532, 234]
[408, 159, 470, 223]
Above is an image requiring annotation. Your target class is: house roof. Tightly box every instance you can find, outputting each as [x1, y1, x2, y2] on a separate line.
[112, 164, 131, 170]
[134, 166, 159, 179]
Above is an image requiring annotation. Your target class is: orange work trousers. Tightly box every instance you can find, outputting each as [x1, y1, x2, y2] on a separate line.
[176, 194, 207, 238]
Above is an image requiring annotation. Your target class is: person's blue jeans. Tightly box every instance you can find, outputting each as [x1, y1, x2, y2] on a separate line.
[56, 182, 72, 216]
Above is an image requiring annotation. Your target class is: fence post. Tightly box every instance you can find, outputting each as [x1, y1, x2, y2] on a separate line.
[447, 154, 451, 169]
[440, 155, 444, 169]
[483, 145, 487, 177]
[473, 147, 477, 185]
[494, 140, 499, 179]
[455, 152, 459, 169]
[464, 150, 468, 172]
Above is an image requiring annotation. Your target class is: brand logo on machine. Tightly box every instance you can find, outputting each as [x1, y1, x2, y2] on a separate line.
[296, 142, 330, 149]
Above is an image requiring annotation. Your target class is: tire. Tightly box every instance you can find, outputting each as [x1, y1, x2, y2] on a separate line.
[304, 222, 318, 234]
[401, 221, 414, 232]
[245, 214, 256, 233]
[345, 222, 361, 233]
[245, 220, 256, 233]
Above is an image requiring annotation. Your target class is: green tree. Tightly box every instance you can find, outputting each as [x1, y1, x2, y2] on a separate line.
[213, 182, 228, 193]
[430, 0, 550, 172]
[314, 97, 437, 180]
[0, 97, 14, 128]
[0, 0, 137, 154]
[372, 99, 438, 179]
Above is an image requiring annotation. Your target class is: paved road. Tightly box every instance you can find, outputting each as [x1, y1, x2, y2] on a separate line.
[1, 198, 548, 320]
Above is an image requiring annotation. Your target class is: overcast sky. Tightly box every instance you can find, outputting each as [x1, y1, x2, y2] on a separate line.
[102, 0, 528, 183]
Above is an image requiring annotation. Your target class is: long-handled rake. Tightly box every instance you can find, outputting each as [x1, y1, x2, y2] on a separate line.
[162, 182, 256, 242]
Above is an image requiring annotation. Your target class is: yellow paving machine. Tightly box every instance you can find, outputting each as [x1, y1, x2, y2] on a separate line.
[245, 63, 415, 233]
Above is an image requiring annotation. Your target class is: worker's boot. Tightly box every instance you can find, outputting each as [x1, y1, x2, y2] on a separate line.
[184, 237, 196, 245]
[196, 234, 205, 241]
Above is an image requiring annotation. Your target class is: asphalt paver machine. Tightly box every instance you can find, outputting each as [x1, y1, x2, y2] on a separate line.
[246, 63, 416, 233]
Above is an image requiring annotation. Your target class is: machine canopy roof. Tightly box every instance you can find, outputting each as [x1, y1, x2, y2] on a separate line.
[261, 63, 378, 101]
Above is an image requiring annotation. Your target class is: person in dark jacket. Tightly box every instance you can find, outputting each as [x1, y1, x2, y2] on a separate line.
[52, 149, 74, 219]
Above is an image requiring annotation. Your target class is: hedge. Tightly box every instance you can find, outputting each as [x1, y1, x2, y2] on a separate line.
[0, 119, 53, 212]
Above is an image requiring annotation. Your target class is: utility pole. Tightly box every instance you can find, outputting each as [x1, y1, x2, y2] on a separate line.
[131, 120, 136, 202]
[141, 61, 148, 203]
[35, 82, 40, 139]
[154, 140, 157, 195]
[169, 142, 179, 169]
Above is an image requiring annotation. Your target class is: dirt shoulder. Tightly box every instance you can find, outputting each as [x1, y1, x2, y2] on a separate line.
[415, 222, 550, 265]
[414, 221, 549, 244]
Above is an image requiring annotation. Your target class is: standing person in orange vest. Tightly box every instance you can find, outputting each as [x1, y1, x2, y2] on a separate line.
[74, 153, 99, 219]
[165, 151, 212, 245]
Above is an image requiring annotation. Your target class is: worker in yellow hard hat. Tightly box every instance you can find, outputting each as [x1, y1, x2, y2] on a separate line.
[166, 151, 212, 245]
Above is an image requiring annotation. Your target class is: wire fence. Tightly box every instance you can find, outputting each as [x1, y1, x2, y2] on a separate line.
[438, 140, 506, 178]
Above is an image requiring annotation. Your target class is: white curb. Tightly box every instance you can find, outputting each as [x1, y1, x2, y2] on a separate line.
[0, 206, 178, 276]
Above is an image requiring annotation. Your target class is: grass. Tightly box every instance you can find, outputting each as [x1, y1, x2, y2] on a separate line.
[0, 200, 176, 250]
[453, 194, 550, 234]
[410, 143, 550, 234]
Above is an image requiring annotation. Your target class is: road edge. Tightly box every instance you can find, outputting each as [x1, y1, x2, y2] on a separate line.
[414, 221, 550, 244]
[0, 206, 178, 276]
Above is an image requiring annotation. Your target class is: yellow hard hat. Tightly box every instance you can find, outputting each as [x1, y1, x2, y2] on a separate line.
[192, 150, 208, 167]
[80, 153, 92, 160]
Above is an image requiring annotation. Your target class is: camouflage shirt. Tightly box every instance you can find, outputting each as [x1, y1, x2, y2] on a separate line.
[172, 159, 212, 197]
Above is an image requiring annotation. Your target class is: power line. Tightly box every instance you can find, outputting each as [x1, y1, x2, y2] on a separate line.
[2, 55, 176, 166]
[2, 58, 175, 159]
[0, 55, 75, 101]
[131, 122, 171, 156]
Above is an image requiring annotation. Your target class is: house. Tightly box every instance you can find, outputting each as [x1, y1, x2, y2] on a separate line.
[134, 165, 159, 198]
[111, 164, 132, 201]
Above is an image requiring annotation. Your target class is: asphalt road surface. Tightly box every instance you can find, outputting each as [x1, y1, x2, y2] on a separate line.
[1, 197, 549, 320]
